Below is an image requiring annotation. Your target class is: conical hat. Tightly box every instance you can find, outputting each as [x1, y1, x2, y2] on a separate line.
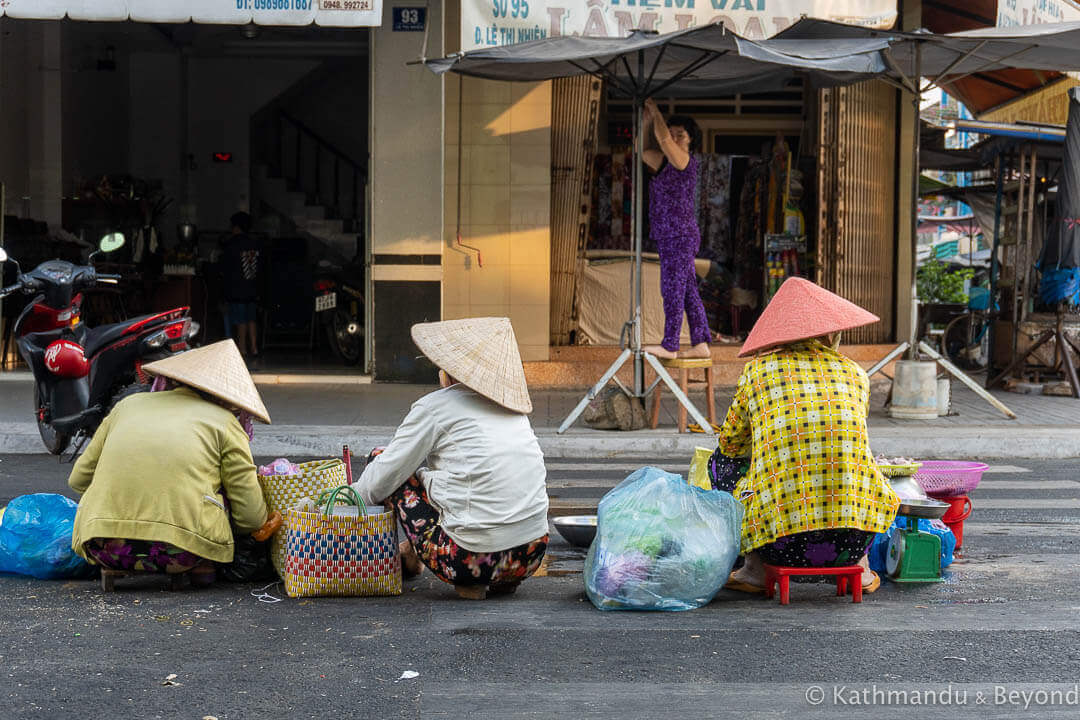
[141, 340, 271, 423]
[739, 277, 880, 357]
[411, 317, 532, 414]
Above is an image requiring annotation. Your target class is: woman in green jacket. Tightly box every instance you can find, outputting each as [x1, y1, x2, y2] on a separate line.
[68, 340, 273, 585]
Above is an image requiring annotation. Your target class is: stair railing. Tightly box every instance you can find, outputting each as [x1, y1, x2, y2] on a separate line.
[278, 111, 367, 235]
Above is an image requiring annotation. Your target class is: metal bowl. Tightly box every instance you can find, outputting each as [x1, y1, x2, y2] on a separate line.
[552, 515, 597, 548]
[896, 498, 950, 520]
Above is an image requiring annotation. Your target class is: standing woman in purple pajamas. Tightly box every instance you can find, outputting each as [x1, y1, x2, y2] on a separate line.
[641, 98, 711, 360]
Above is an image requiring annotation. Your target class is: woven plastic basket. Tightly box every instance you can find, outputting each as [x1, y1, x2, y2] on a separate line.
[913, 461, 988, 497]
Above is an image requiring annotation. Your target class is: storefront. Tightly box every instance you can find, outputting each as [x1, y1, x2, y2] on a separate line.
[565, 78, 901, 348]
[2, 0, 920, 383]
[0, 3, 382, 374]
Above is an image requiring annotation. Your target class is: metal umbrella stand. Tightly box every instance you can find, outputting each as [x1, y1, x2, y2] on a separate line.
[989, 86, 1080, 397]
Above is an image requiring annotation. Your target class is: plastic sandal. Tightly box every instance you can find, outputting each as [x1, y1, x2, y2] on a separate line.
[723, 572, 766, 595]
[862, 570, 881, 594]
[454, 584, 487, 600]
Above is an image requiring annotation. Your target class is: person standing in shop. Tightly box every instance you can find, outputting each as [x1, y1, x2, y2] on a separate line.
[222, 212, 261, 364]
[640, 98, 711, 360]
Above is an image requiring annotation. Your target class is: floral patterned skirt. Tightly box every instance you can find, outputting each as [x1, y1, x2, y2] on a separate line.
[756, 529, 876, 568]
[388, 475, 548, 588]
[84, 538, 203, 574]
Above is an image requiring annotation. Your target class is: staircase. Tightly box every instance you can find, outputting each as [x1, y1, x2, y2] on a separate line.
[251, 111, 366, 261]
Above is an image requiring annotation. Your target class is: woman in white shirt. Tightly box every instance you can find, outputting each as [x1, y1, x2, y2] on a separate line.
[352, 317, 549, 600]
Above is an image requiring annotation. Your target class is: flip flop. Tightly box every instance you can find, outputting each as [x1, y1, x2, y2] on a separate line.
[861, 570, 881, 594]
[723, 572, 766, 595]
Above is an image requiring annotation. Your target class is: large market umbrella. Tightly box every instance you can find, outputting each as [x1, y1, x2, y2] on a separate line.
[780, 17, 1080, 324]
[425, 24, 894, 434]
[781, 18, 1080, 416]
[1041, 87, 1080, 274]
[777, 18, 1080, 81]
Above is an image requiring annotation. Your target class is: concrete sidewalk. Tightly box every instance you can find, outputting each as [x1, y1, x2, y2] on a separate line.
[0, 377, 1077, 458]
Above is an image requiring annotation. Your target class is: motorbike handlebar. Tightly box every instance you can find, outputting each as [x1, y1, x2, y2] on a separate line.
[0, 283, 20, 298]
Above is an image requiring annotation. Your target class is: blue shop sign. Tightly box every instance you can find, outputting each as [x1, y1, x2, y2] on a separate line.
[393, 7, 426, 31]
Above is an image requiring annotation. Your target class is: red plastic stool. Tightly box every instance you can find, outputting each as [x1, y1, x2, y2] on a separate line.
[763, 564, 864, 605]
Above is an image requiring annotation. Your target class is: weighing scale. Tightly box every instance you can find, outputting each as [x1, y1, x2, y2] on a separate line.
[885, 498, 951, 583]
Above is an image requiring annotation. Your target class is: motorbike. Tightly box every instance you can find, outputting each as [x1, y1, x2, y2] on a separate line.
[312, 259, 363, 366]
[0, 233, 200, 455]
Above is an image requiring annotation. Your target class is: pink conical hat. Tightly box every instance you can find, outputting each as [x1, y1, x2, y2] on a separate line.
[738, 277, 880, 357]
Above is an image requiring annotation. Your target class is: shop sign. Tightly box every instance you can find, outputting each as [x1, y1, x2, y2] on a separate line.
[460, 0, 896, 51]
[997, 0, 1080, 27]
[0, 0, 383, 26]
[393, 6, 426, 30]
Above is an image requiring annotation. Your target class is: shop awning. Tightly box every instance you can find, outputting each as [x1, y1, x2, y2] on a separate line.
[955, 119, 1066, 143]
[0, 0, 382, 26]
[921, 0, 1066, 116]
[424, 24, 892, 97]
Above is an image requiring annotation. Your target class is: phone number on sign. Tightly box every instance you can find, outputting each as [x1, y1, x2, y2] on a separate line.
[249, 0, 312, 9]
[320, 0, 372, 8]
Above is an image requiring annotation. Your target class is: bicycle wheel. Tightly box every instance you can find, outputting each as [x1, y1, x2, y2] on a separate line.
[942, 314, 989, 371]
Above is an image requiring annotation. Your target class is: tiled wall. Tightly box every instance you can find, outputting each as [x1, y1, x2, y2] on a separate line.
[443, 76, 552, 362]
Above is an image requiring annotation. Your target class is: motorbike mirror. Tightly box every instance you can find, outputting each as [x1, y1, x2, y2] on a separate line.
[99, 232, 126, 253]
[0, 247, 7, 263]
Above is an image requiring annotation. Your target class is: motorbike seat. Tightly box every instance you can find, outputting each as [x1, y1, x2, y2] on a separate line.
[82, 313, 161, 357]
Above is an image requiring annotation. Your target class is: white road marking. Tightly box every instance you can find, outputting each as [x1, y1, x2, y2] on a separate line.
[975, 480, 1077, 489]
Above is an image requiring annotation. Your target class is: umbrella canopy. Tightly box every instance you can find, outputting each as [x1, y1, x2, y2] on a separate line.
[425, 23, 890, 98]
[776, 18, 1080, 86]
[1041, 87, 1080, 272]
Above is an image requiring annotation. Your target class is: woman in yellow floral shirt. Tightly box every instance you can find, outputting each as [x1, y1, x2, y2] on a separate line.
[711, 278, 899, 594]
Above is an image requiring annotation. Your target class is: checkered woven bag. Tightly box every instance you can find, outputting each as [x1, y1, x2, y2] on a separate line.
[259, 459, 348, 578]
[282, 486, 402, 598]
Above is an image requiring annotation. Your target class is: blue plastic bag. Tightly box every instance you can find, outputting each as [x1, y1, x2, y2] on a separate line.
[867, 517, 956, 575]
[584, 467, 743, 611]
[0, 494, 93, 579]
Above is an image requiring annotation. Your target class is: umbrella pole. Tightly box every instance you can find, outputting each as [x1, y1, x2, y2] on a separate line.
[869, 43, 1014, 418]
[632, 91, 645, 394]
[906, 44, 922, 358]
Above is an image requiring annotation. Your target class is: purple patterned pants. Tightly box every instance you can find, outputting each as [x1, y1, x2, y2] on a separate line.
[658, 235, 710, 352]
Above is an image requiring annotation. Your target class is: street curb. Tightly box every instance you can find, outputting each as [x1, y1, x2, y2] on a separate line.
[2, 422, 1078, 459]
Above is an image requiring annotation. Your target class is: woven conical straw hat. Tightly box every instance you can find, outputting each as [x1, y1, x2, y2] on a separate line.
[411, 317, 532, 414]
[739, 277, 880, 357]
[141, 340, 271, 423]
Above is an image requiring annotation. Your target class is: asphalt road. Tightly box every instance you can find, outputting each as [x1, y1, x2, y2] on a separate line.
[2, 455, 1080, 718]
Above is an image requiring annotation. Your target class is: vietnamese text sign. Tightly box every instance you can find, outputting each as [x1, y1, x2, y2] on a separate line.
[997, 0, 1080, 26]
[0, 0, 383, 26]
[461, 0, 896, 51]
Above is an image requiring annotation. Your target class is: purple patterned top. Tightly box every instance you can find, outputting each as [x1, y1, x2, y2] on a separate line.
[649, 155, 699, 241]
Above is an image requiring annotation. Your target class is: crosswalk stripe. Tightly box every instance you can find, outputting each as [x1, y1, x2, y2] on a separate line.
[548, 497, 1080, 512]
[545, 462, 685, 473]
[545, 462, 1034, 475]
[973, 480, 1076, 489]
[546, 478, 1074, 491]
[959, 498, 1080, 509]
[428, 593, 1080, 632]
[963, 522, 1080, 537]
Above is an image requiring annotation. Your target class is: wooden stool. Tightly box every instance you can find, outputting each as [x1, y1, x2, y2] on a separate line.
[763, 564, 864, 605]
[649, 357, 716, 433]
